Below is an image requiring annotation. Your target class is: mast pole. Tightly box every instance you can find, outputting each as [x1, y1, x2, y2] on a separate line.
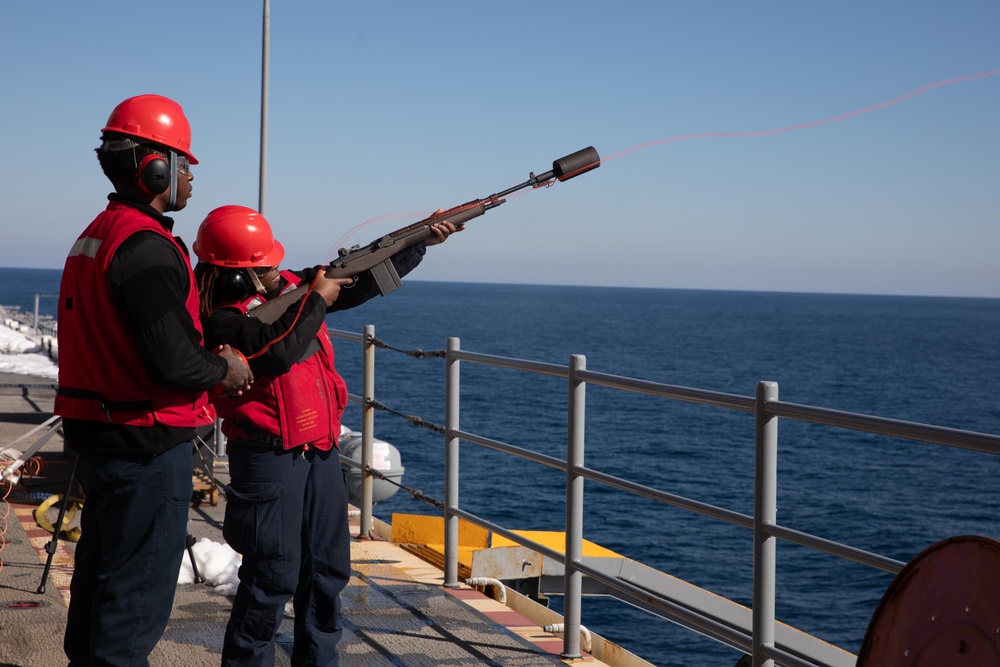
[259, 0, 270, 215]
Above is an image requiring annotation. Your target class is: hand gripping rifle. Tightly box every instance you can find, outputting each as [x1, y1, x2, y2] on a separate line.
[249, 146, 600, 324]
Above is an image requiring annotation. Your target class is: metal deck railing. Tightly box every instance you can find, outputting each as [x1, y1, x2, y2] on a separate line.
[0, 295, 58, 339]
[332, 325, 1000, 667]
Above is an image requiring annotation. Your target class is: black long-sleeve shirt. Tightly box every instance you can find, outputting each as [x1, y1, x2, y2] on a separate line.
[200, 245, 427, 378]
[64, 196, 228, 457]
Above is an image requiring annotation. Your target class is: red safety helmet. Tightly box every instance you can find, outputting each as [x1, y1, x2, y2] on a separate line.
[102, 94, 199, 164]
[193, 205, 285, 268]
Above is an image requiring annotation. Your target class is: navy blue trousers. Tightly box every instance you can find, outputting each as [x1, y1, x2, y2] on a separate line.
[65, 442, 193, 667]
[221, 442, 351, 667]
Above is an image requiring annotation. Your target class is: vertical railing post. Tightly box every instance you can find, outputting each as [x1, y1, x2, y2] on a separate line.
[214, 419, 227, 459]
[358, 324, 375, 538]
[562, 354, 586, 660]
[443, 337, 461, 587]
[33, 294, 40, 330]
[753, 381, 778, 667]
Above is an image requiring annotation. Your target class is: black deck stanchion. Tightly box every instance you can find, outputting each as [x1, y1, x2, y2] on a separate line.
[37, 451, 79, 594]
[186, 532, 203, 584]
[36, 449, 205, 593]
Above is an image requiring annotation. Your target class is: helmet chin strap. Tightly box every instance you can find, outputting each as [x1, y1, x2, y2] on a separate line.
[246, 267, 268, 295]
[165, 152, 179, 211]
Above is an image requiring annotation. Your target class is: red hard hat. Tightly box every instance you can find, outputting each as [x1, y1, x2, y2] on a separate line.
[193, 206, 285, 268]
[102, 94, 199, 164]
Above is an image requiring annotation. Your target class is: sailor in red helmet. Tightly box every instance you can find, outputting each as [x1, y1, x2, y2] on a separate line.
[56, 95, 252, 667]
[192, 205, 460, 667]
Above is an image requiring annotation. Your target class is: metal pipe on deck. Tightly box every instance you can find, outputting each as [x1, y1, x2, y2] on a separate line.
[359, 324, 375, 537]
[444, 337, 461, 587]
[561, 354, 586, 660]
[544, 623, 593, 654]
[465, 577, 507, 604]
[753, 381, 779, 667]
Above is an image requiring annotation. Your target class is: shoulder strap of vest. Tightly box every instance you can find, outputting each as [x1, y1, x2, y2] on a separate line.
[279, 269, 303, 289]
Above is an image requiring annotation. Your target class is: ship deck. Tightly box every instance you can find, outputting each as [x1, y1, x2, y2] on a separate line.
[0, 378, 609, 667]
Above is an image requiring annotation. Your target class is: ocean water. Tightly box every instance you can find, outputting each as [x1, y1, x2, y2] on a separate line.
[327, 281, 1000, 665]
[1, 268, 61, 320]
[4, 268, 1000, 665]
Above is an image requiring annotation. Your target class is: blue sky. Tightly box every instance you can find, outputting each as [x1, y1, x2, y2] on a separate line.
[2, 2, 997, 297]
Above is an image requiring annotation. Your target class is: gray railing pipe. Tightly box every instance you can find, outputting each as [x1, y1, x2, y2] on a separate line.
[753, 381, 779, 667]
[767, 399, 1000, 455]
[448, 504, 759, 655]
[562, 354, 586, 660]
[452, 429, 567, 469]
[214, 419, 227, 458]
[763, 644, 829, 667]
[447, 349, 762, 418]
[325, 325, 1000, 667]
[444, 337, 461, 587]
[455, 423, 756, 529]
[450, 349, 568, 377]
[576, 464, 755, 529]
[569, 558, 753, 653]
[358, 325, 375, 538]
[765, 523, 905, 574]
[578, 367, 756, 413]
[449, 506, 568, 563]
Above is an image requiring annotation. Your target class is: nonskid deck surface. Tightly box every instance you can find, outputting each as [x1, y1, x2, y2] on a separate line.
[0, 379, 576, 667]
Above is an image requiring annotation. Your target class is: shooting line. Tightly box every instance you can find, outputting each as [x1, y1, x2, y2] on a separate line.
[329, 67, 999, 260]
[603, 67, 1000, 162]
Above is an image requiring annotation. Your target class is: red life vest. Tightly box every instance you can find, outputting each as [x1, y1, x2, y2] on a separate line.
[212, 271, 348, 451]
[55, 202, 216, 428]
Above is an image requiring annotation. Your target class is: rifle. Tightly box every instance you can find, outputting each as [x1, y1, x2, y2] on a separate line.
[249, 146, 600, 324]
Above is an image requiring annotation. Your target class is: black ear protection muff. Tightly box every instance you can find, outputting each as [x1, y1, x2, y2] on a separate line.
[137, 153, 171, 195]
[212, 269, 254, 305]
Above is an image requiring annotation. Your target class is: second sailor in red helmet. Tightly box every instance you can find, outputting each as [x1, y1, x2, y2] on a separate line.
[192, 205, 460, 666]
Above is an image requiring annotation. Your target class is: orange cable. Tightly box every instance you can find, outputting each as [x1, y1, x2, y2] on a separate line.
[245, 272, 322, 361]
